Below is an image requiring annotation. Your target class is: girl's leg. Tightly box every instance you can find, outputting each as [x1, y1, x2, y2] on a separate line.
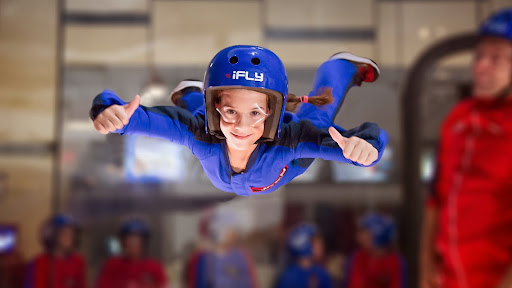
[171, 80, 205, 116]
[181, 91, 205, 116]
[296, 53, 379, 128]
[291, 54, 378, 173]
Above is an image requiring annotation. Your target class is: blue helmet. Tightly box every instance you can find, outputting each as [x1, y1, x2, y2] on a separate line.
[50, 213, 77, 228]
[203, 45, 289, 141]
[287, 223, 317, 258]
[119, 218, 150, 239]
[479, 8, 512, 41]
[359, 213, 396, 248]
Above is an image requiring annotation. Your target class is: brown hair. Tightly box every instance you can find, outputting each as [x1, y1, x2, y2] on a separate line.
[213, 87, 334, 112]
[285, 88, 333, 112]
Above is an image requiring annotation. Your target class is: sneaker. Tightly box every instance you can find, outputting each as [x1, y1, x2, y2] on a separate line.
[170, 79, 204, 106]
[328, 52, 380, 84]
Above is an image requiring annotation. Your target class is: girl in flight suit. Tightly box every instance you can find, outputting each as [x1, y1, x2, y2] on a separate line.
[90, 45, 388, 196]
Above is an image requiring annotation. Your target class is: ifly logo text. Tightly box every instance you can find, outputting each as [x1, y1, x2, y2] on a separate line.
[230, 71, 264, 82]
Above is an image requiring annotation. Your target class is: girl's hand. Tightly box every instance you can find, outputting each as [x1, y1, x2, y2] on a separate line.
[328, 126, 378, 166]
[93, 95, 140, 135]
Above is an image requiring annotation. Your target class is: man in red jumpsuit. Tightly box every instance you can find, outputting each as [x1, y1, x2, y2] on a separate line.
[25, 213, 87, 288]
[96, 218, 168, 288]
[420, 8, 512, 288]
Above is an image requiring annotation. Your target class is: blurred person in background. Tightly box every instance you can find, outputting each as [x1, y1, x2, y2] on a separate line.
[96, 218, 168, 288]
[275, 223, 332, 288]
[25, 213, 86, 288]
[0, 226, 25, 288]
[420, 8, 512, 288]
[90, 45, 388, 196]
[312, 231, 326, 266]
[344, 213, 406, 288]
[185, 211, 258, 288]
[184, 209, 213, 288]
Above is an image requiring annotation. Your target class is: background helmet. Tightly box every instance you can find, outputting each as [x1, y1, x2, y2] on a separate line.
[287, 223, 317, 258]
[203, 45, 288, 141]
[479, 8, 512, 42]
[359, 213, 396, 248]
[119, 218, 150, 240]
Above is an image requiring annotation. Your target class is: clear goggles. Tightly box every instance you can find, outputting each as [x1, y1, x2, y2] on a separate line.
[216, 104, 270, 127]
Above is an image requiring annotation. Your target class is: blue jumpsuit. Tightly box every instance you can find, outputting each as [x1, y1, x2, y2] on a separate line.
[275, 264, 332, 288]
[91, 59, 388, 196]
[188, 248, 257, 288]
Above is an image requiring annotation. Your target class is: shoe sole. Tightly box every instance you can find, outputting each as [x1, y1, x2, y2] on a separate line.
[171, 80, 204, 95]
[328, 52, 381, 76]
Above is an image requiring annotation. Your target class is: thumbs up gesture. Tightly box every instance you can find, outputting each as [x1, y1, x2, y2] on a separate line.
[328, 127, 378, 166]
[93, 95, 140, 135]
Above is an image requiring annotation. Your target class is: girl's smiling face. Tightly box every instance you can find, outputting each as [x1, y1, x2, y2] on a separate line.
[217, 89, 269, 151]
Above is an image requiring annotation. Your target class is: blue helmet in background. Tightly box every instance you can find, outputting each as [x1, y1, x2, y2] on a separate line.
[119, 218, 150, 239]
[359, 213, 396, 248]
[479, 8, 512, 41]
[203, 45, 289, 141]
[287, 223, 317, 258]
[50, 213, 77, 228]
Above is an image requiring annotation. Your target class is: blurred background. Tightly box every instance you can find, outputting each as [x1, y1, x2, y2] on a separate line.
[0, 0, 510, 287]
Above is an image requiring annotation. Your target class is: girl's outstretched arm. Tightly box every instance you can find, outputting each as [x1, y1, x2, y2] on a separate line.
[280, 120, 388, 167]
[90, 89, 205, 147]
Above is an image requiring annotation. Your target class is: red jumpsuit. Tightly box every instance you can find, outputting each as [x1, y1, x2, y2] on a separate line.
[428, 97, 512, 287]
[96, 256, 168, 288]
[345, 249, 405, 288]
[25, 252, 86, 288]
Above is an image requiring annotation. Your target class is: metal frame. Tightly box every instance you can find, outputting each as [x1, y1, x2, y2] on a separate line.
[400, 32, 478, 287]
[53, 0, 65, 212]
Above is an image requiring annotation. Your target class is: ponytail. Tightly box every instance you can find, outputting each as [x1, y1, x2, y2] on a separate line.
[285, 88, 333, 112]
